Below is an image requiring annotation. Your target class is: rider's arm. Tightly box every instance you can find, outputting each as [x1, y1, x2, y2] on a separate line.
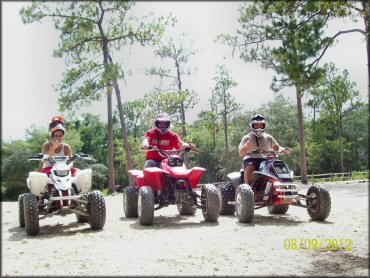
[64, 144, 72, 157]
[239, 135, 253, 157]
[277, 145, 291, 154]
[42, 141, 60, 156]
[141, 137, 150, 150]
[179, 140, 189, 148]
[270, 135, 290, 154]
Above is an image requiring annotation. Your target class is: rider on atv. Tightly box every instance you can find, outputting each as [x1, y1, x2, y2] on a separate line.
[238, 114, 291, 185]
[141, 112, 195, 168]
[41, 116, 77, 177]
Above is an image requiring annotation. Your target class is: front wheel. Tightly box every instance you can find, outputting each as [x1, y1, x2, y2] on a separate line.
[201, 184, 220, 222]
[23, 193, 40, 235]
[235, 184, 254, 223]
[87, 190, 106, 229]
[123, 186, 138, 218]
[138, 186, 154, 225]
[306, 184, 331, 221]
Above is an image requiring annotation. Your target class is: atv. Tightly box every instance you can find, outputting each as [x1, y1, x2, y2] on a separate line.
[218, 150, 331, 223]
[123, 146, 220, 225]
[18, 153, 106, 235]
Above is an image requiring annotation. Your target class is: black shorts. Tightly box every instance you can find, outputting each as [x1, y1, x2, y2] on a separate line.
[243, 158, 266, 170]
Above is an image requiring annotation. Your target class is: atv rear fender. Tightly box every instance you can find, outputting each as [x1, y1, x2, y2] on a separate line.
[227, 171, 242, 188]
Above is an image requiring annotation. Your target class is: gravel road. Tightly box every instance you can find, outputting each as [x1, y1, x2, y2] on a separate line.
[1, 180, 368, 276]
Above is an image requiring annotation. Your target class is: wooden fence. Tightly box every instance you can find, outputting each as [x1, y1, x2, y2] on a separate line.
[196, 171, 368, 187]
[293, 171, 368, 181]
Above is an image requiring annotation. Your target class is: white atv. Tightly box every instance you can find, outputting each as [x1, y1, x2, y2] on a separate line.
[18, 153, 106, 236]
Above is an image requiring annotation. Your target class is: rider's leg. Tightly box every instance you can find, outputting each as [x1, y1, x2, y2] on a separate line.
[244, 163, 256, 185]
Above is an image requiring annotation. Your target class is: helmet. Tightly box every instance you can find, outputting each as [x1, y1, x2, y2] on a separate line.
[49, 115, 65, 130]
[155, 112, 171, 134]
[250, 114, 266, 137]
[50, 123, 66, 138]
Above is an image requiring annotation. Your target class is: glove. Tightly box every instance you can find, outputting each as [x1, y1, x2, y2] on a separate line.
[148, 146, 158, 151]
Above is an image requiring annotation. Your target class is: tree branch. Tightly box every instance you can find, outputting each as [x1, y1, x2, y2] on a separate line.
[313, 28, 366, 67]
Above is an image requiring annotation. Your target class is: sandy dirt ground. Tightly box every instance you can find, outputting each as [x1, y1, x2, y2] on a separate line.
[1, 180, 369, 277]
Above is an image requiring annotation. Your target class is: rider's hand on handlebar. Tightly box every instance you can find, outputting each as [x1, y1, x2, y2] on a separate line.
[148, 145, 158, 151]
[282, 147, 291, 154]
[184, 142, 198, 153]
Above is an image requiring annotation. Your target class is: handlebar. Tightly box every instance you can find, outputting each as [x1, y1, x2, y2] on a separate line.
[246, 149, 282, 158]
[146, 146, 196, 158]
[28, 153, 93, 163]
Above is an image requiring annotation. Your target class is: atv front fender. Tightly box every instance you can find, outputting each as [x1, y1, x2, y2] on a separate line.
[128, 170, 145, 188]
[187, 167, 205, 188]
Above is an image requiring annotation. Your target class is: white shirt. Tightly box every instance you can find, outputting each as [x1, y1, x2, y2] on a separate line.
[239, 132, 278, 160]
[42, 143, 66, 168]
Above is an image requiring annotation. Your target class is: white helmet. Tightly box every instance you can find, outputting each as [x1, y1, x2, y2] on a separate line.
[250, 114, 266, 138]
[155, 112, 171, 134]
[50, 123, 66, 138]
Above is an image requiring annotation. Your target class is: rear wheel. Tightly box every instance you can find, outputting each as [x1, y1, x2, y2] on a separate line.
[201, 184, 220, 222]
[87, 190, 106, 229]
[177, 196, 197, 215]
[219, 182, 235, 215]
[235, 184, 254, 223]
[23, 193, 40, 235]
[138, 186, 154, 225]
[267, 204, 289, 214]
[306, 184, 331, 221]
[18, 194, 26, 228]
[123, 186, 138, 218]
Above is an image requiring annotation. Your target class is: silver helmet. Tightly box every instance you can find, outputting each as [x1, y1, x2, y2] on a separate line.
[250, 114, 266, 138]
[155, 112, 171, 134]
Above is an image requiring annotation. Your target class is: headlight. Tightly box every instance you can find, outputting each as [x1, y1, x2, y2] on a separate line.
[53, 170, 69, 177]
[176, 158, 183, 166]
[168, 158, 176, 167]
[168, 158, 183, 167]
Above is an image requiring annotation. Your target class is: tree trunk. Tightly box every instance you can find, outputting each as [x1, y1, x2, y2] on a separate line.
[107, 85, 115, 192]
[223, 113, 229, 174]
[362, 0, 370, 100]
[101, 35, 115, 192]
[296, 86, 308, 184]
[213, 128, 217, 181]
[112, 79, 135, 186]
[176, 64, 190, 168]
[339, 113, 345, 172]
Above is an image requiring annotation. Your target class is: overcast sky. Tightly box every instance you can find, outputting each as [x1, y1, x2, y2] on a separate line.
[2, 1, 367, 142]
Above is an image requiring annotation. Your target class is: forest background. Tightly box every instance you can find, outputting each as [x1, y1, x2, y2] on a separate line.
[2, 1, 368, 200]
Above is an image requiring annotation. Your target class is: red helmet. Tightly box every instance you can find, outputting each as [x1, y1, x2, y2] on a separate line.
[49, 115, 65, 130]
[154, 113, 171, 134]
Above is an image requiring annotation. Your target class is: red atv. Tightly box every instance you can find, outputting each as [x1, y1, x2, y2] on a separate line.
[219, 150, 331, 223]
[123, 146, 220, 225]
